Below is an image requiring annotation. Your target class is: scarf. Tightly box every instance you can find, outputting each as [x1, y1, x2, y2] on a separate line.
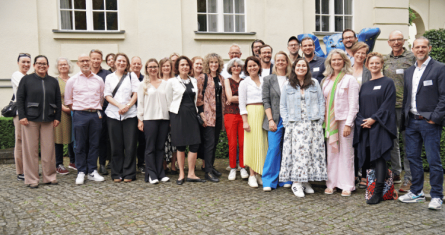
[324, 72, 342, 153]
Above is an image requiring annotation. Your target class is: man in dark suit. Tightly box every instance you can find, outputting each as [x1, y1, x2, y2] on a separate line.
[398, 37, 445, 210]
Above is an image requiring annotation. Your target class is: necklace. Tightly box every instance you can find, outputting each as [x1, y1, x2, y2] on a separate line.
[181, 78, 191, 84]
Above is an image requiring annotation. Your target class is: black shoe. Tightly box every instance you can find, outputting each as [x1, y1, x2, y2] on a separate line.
[367, 182, 384, 205]
[164, 168, 170, 174]
[106, 163, 111, 169]
[138, 166, 145, 174]
[17, 174, 24, 181]
[29, 184, 39, 189]
[170, 169, 178, 175]
[176, 178, 185, 185]
[99, 165, 108, 175]
[201, 166, 205, 171]
[186, 178, 206, 183]
[212, 168, 222, 177]
[205, 173, 220, 182]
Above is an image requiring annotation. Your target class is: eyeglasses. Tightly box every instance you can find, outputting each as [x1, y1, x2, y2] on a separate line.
[78, 60, 90, 63]
[342, 36, 355, 41]
[389, 38, 405, 43]
[148, 66, 158, 69]
[91, 49, 103, 53]
[288, 44, 299, 47]
[36, 62, 48, 66]
[19, 53, 31, 57]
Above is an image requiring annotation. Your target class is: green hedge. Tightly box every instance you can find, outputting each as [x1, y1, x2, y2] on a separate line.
[423, 28, 445, 63]
[0, 117, 15, 149]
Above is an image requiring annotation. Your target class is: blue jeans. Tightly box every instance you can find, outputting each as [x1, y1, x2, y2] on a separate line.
[262, 118, 292, 188]
[405, 118, 443, 199]
[73, 111, 102, 174]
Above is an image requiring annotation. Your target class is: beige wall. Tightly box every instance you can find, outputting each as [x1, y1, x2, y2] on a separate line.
[1, 0, 444, 112]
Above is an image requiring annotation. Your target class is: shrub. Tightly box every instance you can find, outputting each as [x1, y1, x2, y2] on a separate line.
[215, 131, 229, 159]
[0, 117, 15, 149]
[423, 29, 445, 63]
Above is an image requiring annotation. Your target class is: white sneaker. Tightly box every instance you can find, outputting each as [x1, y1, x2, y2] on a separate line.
[149, 176, 159, 184]
[76, 172, 85, 185]
[428, 198, 443, 210]
[248, 176, 258, 188]
[160, 177, 170, 182]
[226, 165, 231, 171]
[88, 170, 104, 182]
[263, 187, 272, 192]
[303, 182, 314, 194]
[228, 169, 236, 181]
[256, 174, 263, 185]
[292, 182, 305, 197]
[240, 168, 249, 179]
[283, 183, 292, 188]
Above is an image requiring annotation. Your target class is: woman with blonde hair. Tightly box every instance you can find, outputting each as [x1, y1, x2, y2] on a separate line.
[138, 58, 171, 184]
[159, 57, 178, 175]
[197, 53, 226, 182]
[321, 49, 359, 196]
[261, 51, 293, 191]
[104, 53, 140, 182]
[54, 57, 75, 175]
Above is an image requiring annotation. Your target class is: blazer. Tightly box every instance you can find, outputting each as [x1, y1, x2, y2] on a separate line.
[400, 59, 445, 130]
[361, 65, 372, 85]
[322, 74, 359, 127]
[262, 74, 282, 131]
[166, 75, 199, 114]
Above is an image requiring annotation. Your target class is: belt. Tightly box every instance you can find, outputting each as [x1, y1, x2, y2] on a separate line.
[81, 109, 99, 113]
[409, 112, 425, 120]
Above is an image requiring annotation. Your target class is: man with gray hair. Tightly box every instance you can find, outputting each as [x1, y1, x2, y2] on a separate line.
[221, 44, 245, 79]
[382, 30, 416, 192]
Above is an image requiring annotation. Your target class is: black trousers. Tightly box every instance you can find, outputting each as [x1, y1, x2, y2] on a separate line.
[366, 147, 387, 183]
[137, 130, 146, 167]
[143, 120, 169, 181]
[200, 116, 222, 173]
[99, 114, 111, 166]
[107, 117, 138, 180]
[55, 142, 75, 166]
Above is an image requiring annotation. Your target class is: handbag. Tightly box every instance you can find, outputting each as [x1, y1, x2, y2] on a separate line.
[365, 169, 398, 201]
[1, 94, 17, 117]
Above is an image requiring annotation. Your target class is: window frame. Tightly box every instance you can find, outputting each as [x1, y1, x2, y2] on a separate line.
[315, 0, 353, 33]
[58, 0, 120, 32]
[197, 0, 247, 33]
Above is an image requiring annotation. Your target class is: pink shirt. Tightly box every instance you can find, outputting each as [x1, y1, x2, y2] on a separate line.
[65, 72, 105, 110]
[322, 74, 359, 127]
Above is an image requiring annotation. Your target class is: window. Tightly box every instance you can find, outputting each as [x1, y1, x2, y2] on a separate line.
[316, 0, 352, 32]
[197, 0, 246, 33]
[59, 0, 119, 31]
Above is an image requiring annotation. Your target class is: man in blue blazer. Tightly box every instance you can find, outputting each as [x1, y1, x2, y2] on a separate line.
[398, 37, 445, 210]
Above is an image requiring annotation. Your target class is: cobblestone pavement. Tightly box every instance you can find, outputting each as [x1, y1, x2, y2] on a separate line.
[1, 159, 445, 235]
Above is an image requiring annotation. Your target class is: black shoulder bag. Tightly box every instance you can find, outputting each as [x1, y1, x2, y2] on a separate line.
[112, 73, 128, 98]
[1, 94, 17, 117]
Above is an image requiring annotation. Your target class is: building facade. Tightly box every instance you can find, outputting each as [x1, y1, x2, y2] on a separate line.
[1, 0, 444, 110]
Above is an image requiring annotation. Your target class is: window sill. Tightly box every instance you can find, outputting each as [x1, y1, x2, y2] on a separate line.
[52, 30, 126, 40]
[313, 32, 341, 36]
[194, 31, 257, 41]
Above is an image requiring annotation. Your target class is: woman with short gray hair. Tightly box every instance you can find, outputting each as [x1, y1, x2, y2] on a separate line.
[224, 58, 249, 181]
[54, 57, 75, 175]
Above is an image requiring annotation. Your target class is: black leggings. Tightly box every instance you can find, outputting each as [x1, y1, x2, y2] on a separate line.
[366, 147, 387, 183]
[177, 144, 199, 153]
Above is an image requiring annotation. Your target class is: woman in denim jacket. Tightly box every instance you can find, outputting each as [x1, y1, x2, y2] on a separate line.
[279, 58, 327, 197]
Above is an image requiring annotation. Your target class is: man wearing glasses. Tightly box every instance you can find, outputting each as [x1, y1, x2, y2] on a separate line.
[383, 30, 416, 192]
[287, 36, 301, 64]
[65, 54, 106, 185]
[221, 44, 245, 79]
[342, 29, 358, 66]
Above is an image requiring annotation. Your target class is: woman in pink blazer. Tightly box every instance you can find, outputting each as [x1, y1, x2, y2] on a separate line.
[321, 49, 359, 197]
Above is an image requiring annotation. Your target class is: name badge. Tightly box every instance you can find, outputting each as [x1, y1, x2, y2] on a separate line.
[373, 86, 381, 90]
[219, 82, 222, 86]
[313, 67, 320, 72]
[191, 88, 196, 92]
[396, 69, 404, 75]
[424, 80, 433, 86]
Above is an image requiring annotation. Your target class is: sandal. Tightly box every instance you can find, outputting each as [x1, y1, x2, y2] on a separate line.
[324, 188, 335, 194]
[359, 178, 367, 189]
[341, 190, 351, 197]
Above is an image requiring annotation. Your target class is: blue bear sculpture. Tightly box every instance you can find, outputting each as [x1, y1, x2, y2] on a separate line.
[322, 27, 381, 55]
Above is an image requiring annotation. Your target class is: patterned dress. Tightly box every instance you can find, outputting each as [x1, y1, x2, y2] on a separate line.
[279, 93, 327, 182]
[54, 77, 72, 144]
[164, 131, 176, 162]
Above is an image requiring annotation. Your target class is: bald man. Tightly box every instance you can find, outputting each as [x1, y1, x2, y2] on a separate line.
[65, 54, 106, 185]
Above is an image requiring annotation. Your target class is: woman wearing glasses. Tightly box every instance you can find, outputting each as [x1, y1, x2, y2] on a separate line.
[11, 53, 31, 181]
[104, 53, 140, 182]
[16, 55, 61, 188]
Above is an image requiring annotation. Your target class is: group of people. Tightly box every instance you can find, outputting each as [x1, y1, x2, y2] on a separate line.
[10, 28, 444, 210]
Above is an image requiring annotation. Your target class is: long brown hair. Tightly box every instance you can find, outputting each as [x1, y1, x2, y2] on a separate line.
[289, 58, 313, 90]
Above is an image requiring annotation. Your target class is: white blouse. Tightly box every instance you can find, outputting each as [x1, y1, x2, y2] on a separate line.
[104, 72, 140, 120]
[11, 71, 26, 100]
[238, 76, 264, 115]
[137, 80, 170, 121]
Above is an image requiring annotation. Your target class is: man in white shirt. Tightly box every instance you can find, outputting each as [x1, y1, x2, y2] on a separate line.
[221, 44, 245, 79]
[259, 45, 273, 77]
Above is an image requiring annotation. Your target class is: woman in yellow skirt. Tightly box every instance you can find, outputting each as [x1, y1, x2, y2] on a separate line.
[238, 56, 268, 188]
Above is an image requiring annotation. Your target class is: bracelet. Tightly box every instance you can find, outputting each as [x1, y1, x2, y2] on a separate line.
[268, 119, 273, 122]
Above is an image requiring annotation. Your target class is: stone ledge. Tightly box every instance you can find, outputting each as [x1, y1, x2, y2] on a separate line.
[0, 148, 14, 164]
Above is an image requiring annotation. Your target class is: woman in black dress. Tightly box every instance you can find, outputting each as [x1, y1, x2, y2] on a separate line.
[166, 56, 205, 185]
[353, 52, 397, 204]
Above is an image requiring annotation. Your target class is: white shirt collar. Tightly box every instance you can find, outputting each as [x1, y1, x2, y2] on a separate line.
[414, 56, 431, 69]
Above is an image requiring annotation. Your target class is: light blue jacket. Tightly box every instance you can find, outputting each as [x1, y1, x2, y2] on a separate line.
[280, 78, 325, 126]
